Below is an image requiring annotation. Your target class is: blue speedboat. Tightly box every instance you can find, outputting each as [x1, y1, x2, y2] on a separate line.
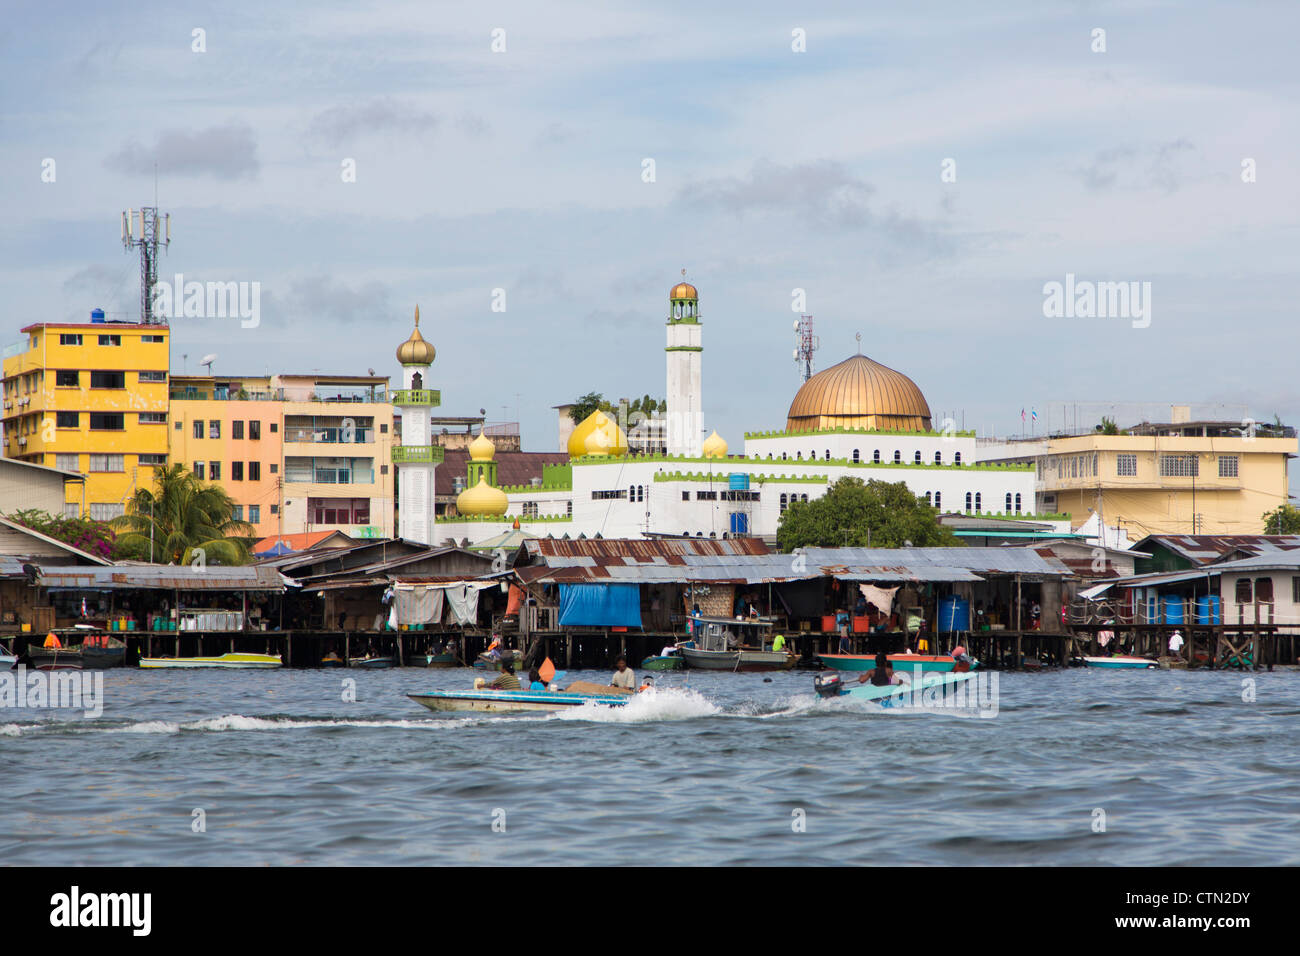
[409, 680, 632, 714]
[814, 669, 975, 703]
[1083, 656, 1156, 669]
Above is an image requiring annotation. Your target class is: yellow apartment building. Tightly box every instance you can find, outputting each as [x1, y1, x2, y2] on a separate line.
[2, 318, 170, 518]
[169, 373, 395, 539]
[976, 412, 1297, 537]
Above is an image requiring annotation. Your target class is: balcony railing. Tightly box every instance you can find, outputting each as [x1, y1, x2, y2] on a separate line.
[391, 445, 445, 464]
[392, 389, 441, 407]
[283, 427, 374, 444]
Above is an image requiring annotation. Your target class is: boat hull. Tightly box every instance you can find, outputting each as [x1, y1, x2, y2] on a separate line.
[348, 657, 395, 669]
[680, 647, 792, 671]
[1083, 656, 1156, 669]
[408, 689, 630, 714]
[641, 655, 683, 671]
[831, 671, 976, 703]
[817, 653, 977, 673]
[139, 653, 283, 669]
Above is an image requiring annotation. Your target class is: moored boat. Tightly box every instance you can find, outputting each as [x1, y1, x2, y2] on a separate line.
[409, 679, 632, 714]
[1082, 655, 1156, 669]
[817, 653, 979, 673]
[138, 652, 283, 670]
[24, 644, 83, 671]
[678, 618, 794, 672]
[420, 651, 457, 668]
[641, 651, 683, 671]
[320, 653, 345, 668]
[473, 648, 524, 669]
[78, 632, 127, 669]
[348, 655, 395, 669]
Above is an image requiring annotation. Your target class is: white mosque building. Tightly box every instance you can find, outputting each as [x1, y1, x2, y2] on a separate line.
[391, 280, 1043, 548]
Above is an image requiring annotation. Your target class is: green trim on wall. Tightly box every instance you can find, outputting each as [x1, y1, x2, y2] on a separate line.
[664, 346, 703, 352]
[745, 426, 977, 439]
[437, 514, 574, 524]
[571, 453, 1031, 472]
[653, 470, 828, 484]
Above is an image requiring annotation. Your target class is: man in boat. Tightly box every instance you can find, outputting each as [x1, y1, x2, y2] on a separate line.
[772, 632, 787, 654]
[610, 657, 635, 690]
[487, 658, 521, 691]
[951, 645, 974, 673]
[857, 651, 909, 687]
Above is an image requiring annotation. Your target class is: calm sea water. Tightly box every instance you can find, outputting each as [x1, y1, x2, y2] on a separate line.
[2, 666, 1298, 866]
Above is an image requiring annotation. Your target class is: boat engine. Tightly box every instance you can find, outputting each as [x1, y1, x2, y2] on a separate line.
[813, 671, 844, 698]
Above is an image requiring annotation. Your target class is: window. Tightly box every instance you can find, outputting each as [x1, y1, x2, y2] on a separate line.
[380, 423, 388, 434]
[89, 413, 124, 430]
[193, 461, 205, 480]
[914, 451, 922, 464]
[308, 497, 369, 524]
[249, 461, 261, 481]
[592, 490, 627, 500]
[1006, 493, 1013, 512]
[954, 452, 962, 466]
[800, 494, 808, 503]
[249, 420, 261, 440]
[1117, 454, 1137, 476]
[873, 450, 881, 464]
[934, 491, 941, 509]
[55, 454, 79, 472]
[232, 505, 244, 521]
[566, 500, 573, 517]
[231, 461, 244, 481]
[56, 370, 79, 387]
[824, 450, 830, 461]
[89, 503, 124, 520]
[139, 412, 167, 424]
[232, 420, 244, 440]
[97, 335, 121, 346]
[174, 421, 182, 430]
[139, 454, 166, 466]
[90, 370, 125, 389]
[62, 503, 80, 518]
[852, 449, 860, 463]
[1233, 578, 1251, 603]
[270, 463, 278, 474]
[380, 465, 388, 475]
[925, 492, 932, 506]
[56, 411, 79, 428]
[1255, 577, 1274, 604]
[88, 454, 124, 472]
[269, 422, 278, 433]
[1219, 456, 1239, 478]
[209, 421, 221, 439]
[1293, 577, 1300, 605]
[209, 461, 221, 481]
[696, 491, 717, 501]
[142, 334, 165, 343]
[59, 334, 82, 346]
[780, 493, 789, 512]
[193, 421, 204, 439]
[1159, 455, 1198, 477]
[138, 371, 167, 383]
[934, 451, 942, 464]
[965, 492, 972, 511]
[682, 491, 690, 501]
[522, 502, 539, 518]
[975, 492, 982, 511]
[893, 450, 901, 464]
[248, 505, 260, 523]
[270, 505, 279, 515]
[1015, 493, 1022, 513]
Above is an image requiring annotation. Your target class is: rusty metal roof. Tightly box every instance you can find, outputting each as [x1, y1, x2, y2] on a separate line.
[800, 546, 1073, 581]
[36, 564, 295, 591]
[516, 552, 814, 586]
[524, 537, 770, 560]
[1133, 534, 1300, 565]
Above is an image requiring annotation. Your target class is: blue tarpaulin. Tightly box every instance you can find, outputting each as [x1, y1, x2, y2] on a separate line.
[558, 584, 642, 627]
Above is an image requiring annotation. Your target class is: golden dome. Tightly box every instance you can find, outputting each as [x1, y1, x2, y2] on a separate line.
[670, 281, 698, 300]
[468, 428, 496, 462]
[396, 305, 436, 366]
[567, 409, 629, 458]
[702, 430, 728, 458]
[456, 477, 508, 516]
[786, 354, 932, 432]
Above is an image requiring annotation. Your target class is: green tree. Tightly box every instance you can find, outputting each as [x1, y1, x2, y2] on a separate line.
[111, 464, 255, 564]
[568, 392, 610, 423]
[776, 477, 960, 551]
[1096, 416, 1121, 435]
[1262, 504, 1300, 534]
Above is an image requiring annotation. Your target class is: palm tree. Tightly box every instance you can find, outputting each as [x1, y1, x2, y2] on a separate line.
[112, 464, 256, 565]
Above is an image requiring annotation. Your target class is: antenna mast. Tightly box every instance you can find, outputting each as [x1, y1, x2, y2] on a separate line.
[121, 206, 171, 324]
[793, 315, 819, 382]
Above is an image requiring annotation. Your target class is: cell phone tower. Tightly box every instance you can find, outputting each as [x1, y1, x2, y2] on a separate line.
[121, 207, 171, 324]
[793, 315, 818, 382]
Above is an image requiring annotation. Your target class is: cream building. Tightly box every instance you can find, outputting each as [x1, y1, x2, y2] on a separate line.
[974, 410, 1297, 537]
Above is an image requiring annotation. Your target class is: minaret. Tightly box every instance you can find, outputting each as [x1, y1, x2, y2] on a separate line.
[393, 305, 443, 542]
[665, 271, 702, 456]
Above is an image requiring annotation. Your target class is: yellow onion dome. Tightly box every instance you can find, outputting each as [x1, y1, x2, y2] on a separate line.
[670, 281, 698, 300]
[468, 429, 496, 462]
[456, 477, 509, 516]
[701, 430, 728, 458]
[567, 409, 629, 458]
[396, 305, 436, 366]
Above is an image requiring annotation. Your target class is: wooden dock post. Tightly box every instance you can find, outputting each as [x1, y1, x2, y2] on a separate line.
[566, 633, 573, 668]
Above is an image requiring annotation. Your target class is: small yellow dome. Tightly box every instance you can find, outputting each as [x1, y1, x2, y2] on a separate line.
[468, 429, 495, 462]
[456, 477, 508, 516]
[702, 430, 728, 458]
[567, 409, 629, 459]
[396, 305, 436, 366]
[670, 281, 698, 300]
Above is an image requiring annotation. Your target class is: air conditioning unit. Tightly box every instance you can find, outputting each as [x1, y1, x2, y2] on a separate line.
[17, 437, 26, 446]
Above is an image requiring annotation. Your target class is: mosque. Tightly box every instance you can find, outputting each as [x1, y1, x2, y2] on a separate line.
[392, 279, 1038, 547]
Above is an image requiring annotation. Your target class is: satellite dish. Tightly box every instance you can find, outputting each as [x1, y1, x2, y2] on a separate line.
[479, 408, 486, 416]
[368, 368, 376, 376]
[793, 319, 800, 330]
[199, 353, 218, 372]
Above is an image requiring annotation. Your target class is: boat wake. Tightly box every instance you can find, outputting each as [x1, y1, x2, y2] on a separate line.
[551, 687, 720, 723]
[0, 714, 479, 735]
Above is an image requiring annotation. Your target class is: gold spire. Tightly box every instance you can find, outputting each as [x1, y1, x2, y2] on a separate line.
[396, 304, 436, 366]
[468, 427, 496, 462]
[702, 429, 728, 458]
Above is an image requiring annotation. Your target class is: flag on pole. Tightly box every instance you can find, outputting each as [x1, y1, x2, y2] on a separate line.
[1020, 408, 1026, 422]
[1031, 408, 1038, 422]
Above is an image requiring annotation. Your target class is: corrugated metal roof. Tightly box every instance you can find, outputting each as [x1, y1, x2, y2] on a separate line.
[1134, 534, 1300, 565]
[800, 547, 1073, 579]
[37, 564, 295, 591]
[517, 552, 815, 585]
[525, 538, 770, 560]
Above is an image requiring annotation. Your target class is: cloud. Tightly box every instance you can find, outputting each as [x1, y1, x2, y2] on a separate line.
[535, 121, 577, 146]
[281, 274, 394, 327]
[307, 98, 440, 143]
[1072, 140, 1196, 193]
[678, 159, 875, 228]
[105, 122, 259, 180]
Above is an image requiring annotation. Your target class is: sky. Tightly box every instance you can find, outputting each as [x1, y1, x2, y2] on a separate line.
[2, 0, 1297, 467]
